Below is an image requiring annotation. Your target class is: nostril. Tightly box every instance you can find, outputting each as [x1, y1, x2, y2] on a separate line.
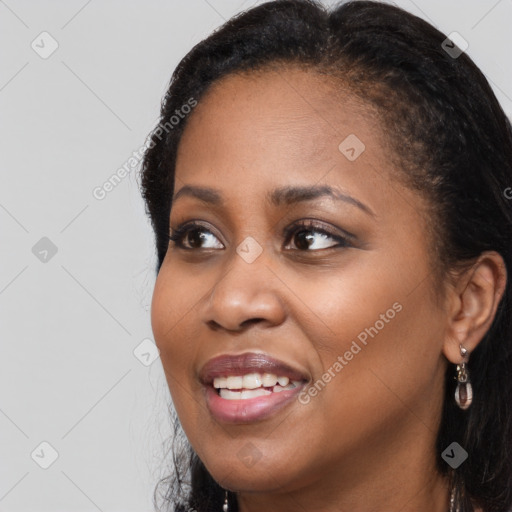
[240, 318, 265, 328]
[206, 319, 222, 330]
[206, 318, 265, 331]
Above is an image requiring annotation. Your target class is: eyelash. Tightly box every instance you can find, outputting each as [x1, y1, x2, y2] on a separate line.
[168, 219, 352, 252]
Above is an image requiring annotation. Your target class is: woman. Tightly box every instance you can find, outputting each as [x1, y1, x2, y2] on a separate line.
[140, 1, 512, 511]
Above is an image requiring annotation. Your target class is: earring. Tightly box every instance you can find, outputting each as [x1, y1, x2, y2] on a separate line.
[454, 344, 473, 410]
[222, 490, 229, 512]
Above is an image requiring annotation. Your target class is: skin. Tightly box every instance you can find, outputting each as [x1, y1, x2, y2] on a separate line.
[150, 67, 506, 512]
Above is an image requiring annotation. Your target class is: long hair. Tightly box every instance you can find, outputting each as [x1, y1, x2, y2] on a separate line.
[140, 2, 512, 511]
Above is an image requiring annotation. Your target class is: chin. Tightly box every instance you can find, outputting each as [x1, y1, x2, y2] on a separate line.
[204, 448, 312, 494]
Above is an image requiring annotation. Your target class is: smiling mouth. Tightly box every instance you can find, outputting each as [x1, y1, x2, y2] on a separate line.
[199, 352, 310, 423]
[213, 372, 304, 400]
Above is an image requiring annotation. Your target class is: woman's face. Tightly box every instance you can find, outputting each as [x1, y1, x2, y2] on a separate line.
[151, 68, 449, 495]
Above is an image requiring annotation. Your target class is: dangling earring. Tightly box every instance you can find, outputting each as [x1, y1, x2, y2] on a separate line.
[454, 344, 473, 410]
[222, 490, 229, 512]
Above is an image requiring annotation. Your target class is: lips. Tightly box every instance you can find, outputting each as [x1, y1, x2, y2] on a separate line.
[199, 352, 310, 423]
[199, 352, 309, 384]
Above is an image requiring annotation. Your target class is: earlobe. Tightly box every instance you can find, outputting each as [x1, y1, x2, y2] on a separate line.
[442, 251, 507, 364]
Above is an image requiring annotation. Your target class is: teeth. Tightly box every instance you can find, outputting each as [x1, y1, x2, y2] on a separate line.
[277, 376, 289, 387]
[219, 389, 241, 400]
[274, 383, 296, 392]
[242, 373, 262, 390]
[241, 388, 270, 399]
[262, 373, 278, 387]
[214, 376, 303, 399]
[213, 377, 227, 389]
[225, 376, 243, 389]
[212, 371, 304, 401]
[219, 388, 272, 400]
[213, 373, 295, 390]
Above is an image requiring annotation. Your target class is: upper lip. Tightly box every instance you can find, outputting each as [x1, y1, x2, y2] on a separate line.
[199, 352, 309, 385]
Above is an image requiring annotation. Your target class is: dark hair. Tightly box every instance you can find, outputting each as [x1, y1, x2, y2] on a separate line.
[140, 1, 512, 511]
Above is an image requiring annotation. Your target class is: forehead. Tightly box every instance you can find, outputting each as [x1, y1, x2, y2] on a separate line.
[175, 67, 386, 185]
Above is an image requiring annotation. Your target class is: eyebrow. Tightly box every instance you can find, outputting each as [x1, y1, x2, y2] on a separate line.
[172, 184, 375, 217]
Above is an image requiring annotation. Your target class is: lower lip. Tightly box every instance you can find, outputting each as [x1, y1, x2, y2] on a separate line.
[204, 384, 306, 423]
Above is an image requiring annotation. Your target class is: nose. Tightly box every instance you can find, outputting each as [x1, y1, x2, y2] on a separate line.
[200, 249, 287, 332]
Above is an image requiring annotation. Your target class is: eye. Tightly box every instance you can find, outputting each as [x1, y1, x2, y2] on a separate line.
[169, 219, 353, 252]
[169, 222, 224, 250]
[283, 220, 352, 251]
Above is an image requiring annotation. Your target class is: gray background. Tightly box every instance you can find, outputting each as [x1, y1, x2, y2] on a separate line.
[1, 1, 511, 511]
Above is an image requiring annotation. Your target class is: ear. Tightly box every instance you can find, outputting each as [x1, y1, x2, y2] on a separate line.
[443, 251, 507, 364]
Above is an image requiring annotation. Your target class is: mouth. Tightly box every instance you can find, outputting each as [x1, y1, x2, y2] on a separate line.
[199, 352, 309, 423]
[213, 372, 303, 399]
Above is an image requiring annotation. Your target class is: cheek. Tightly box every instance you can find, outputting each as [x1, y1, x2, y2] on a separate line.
[150, 265, 214, 425]
[291, 245, 441, 406]
[283, 255, 406, 353]
[151, 261, 205, 348]
[151, 272, 178, 354]
[310, 277, 443, 436]
[150, 268, 197, 389]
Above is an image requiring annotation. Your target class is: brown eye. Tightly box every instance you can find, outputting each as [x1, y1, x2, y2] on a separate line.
[186, 230, 208, 248]
[283, 221, 351, 251]
[169, 223, 224, 250]
[293, 230, 316, 250]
